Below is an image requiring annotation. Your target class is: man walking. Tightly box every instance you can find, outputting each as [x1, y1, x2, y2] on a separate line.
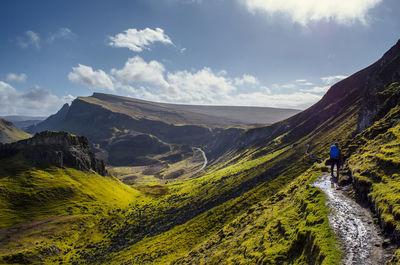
[330, 142, 340, 188]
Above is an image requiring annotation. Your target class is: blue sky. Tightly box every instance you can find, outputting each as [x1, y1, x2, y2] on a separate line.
[0, 0, 399, 116]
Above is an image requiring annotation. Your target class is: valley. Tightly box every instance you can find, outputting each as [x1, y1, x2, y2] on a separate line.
[0, 40, 399, 264]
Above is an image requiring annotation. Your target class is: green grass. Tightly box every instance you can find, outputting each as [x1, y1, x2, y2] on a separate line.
[169, 166, 341, 265]
[348, 105, 400, 234]
[0, 118, 31, 143]
[0, 166, 139, 228]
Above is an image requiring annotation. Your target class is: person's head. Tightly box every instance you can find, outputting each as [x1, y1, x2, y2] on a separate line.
[334, 142, 339, 147]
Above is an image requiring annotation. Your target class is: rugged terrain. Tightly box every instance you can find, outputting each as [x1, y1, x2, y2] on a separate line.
[0, 40, 399, 264]
[26, 93, 299, 184]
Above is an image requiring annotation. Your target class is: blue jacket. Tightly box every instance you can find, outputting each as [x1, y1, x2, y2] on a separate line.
[330, 145, 339, 159]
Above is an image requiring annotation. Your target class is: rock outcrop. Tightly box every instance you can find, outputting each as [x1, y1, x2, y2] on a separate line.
[0, 131, 107, 176]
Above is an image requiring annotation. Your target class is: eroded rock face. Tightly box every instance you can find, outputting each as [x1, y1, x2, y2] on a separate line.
[0, 131, 108, 176]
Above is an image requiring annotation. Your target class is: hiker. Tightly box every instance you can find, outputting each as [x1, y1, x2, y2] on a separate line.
[330, 142, 340, 187]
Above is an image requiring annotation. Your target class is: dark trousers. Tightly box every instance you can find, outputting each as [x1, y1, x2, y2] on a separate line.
[331, 158, 340, 180]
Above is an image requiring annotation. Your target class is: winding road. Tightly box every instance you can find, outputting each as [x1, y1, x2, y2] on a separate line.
[193, 147, 208, 172]
[312, 174, 389, 264]
[158, 138, 208, 173]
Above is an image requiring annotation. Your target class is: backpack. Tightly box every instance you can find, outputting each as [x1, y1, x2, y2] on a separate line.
[330, 145, 339, 159]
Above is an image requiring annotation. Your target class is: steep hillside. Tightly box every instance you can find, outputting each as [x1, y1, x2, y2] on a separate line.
[0, 118, 31, 143]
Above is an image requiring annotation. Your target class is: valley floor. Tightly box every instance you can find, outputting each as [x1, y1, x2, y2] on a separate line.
[313, 174, 394, 264]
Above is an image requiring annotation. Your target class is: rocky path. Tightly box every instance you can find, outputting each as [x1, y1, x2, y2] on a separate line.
[312, 174, 391, 265]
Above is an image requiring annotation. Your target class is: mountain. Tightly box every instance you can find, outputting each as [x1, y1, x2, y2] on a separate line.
[0, 118, 31, 143]
[0, 115, 46, 129]
[26, 93, 299, 171]
[1, 40, 399, 264]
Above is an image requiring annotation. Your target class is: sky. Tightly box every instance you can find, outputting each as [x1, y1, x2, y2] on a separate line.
[0, 0, 399, 116]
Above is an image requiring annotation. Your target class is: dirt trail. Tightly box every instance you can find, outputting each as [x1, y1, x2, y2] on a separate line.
[312, 174, 391, 265]
[194, 147, 207, 171]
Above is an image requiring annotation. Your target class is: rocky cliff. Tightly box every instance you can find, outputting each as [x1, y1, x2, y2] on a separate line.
[0, 131, 107, 176]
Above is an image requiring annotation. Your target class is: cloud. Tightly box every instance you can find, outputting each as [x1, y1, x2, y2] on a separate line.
[321, 75, 348, 85]
[234, 74, 259, 86]
[17, 30, 40, 49]
[68, 64, 115, 91]
[118, 66, 236, 104]
[163, 67, 236, 103]
[223, 91, 322, 108]
[5, 73, 27, 83]
[111, 56, 169, 88]
[67, 55, 330, 109]
[108, 27, 173, 52]
[0, 81, 74, 116]
[240, 0, 383, 25]
[300, 85, 330, 93]
[48, 27, 75, 43]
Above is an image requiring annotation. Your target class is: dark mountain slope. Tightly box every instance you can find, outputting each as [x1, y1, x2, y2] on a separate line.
[77, 93, 300, 126]
[26, 103, 69, 133]
[0, 118, 31, 143]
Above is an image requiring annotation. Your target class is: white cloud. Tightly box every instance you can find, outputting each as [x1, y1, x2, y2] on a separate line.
[48, 27, 75, 43]
[234, 74, 259, 86]
[321, 75, 348, 85]
[115, 65, 322, 108]
[0, 81, 73, 116]
[17, 30, 40, 49]
[163, 67, 236, 103]
[300, 85, 330, 93]
[223, 91, 322, 108]
[261, 86, 272, 94]
[6, 73, 27, 83]
[68, 64, 115, 91]
[108, 27, 173, 52]
[241, 0, 382, 25]
[111, 56, 169, 88]
[67, 57, 328, 109]
[281, 83, 296, 89]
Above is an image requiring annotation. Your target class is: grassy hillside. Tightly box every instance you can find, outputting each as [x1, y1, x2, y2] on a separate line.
[0, 131, 338, 264]
[1, 41, 400, 264]
[0, 159, 141, 264]
[0, 118, 31, 143]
